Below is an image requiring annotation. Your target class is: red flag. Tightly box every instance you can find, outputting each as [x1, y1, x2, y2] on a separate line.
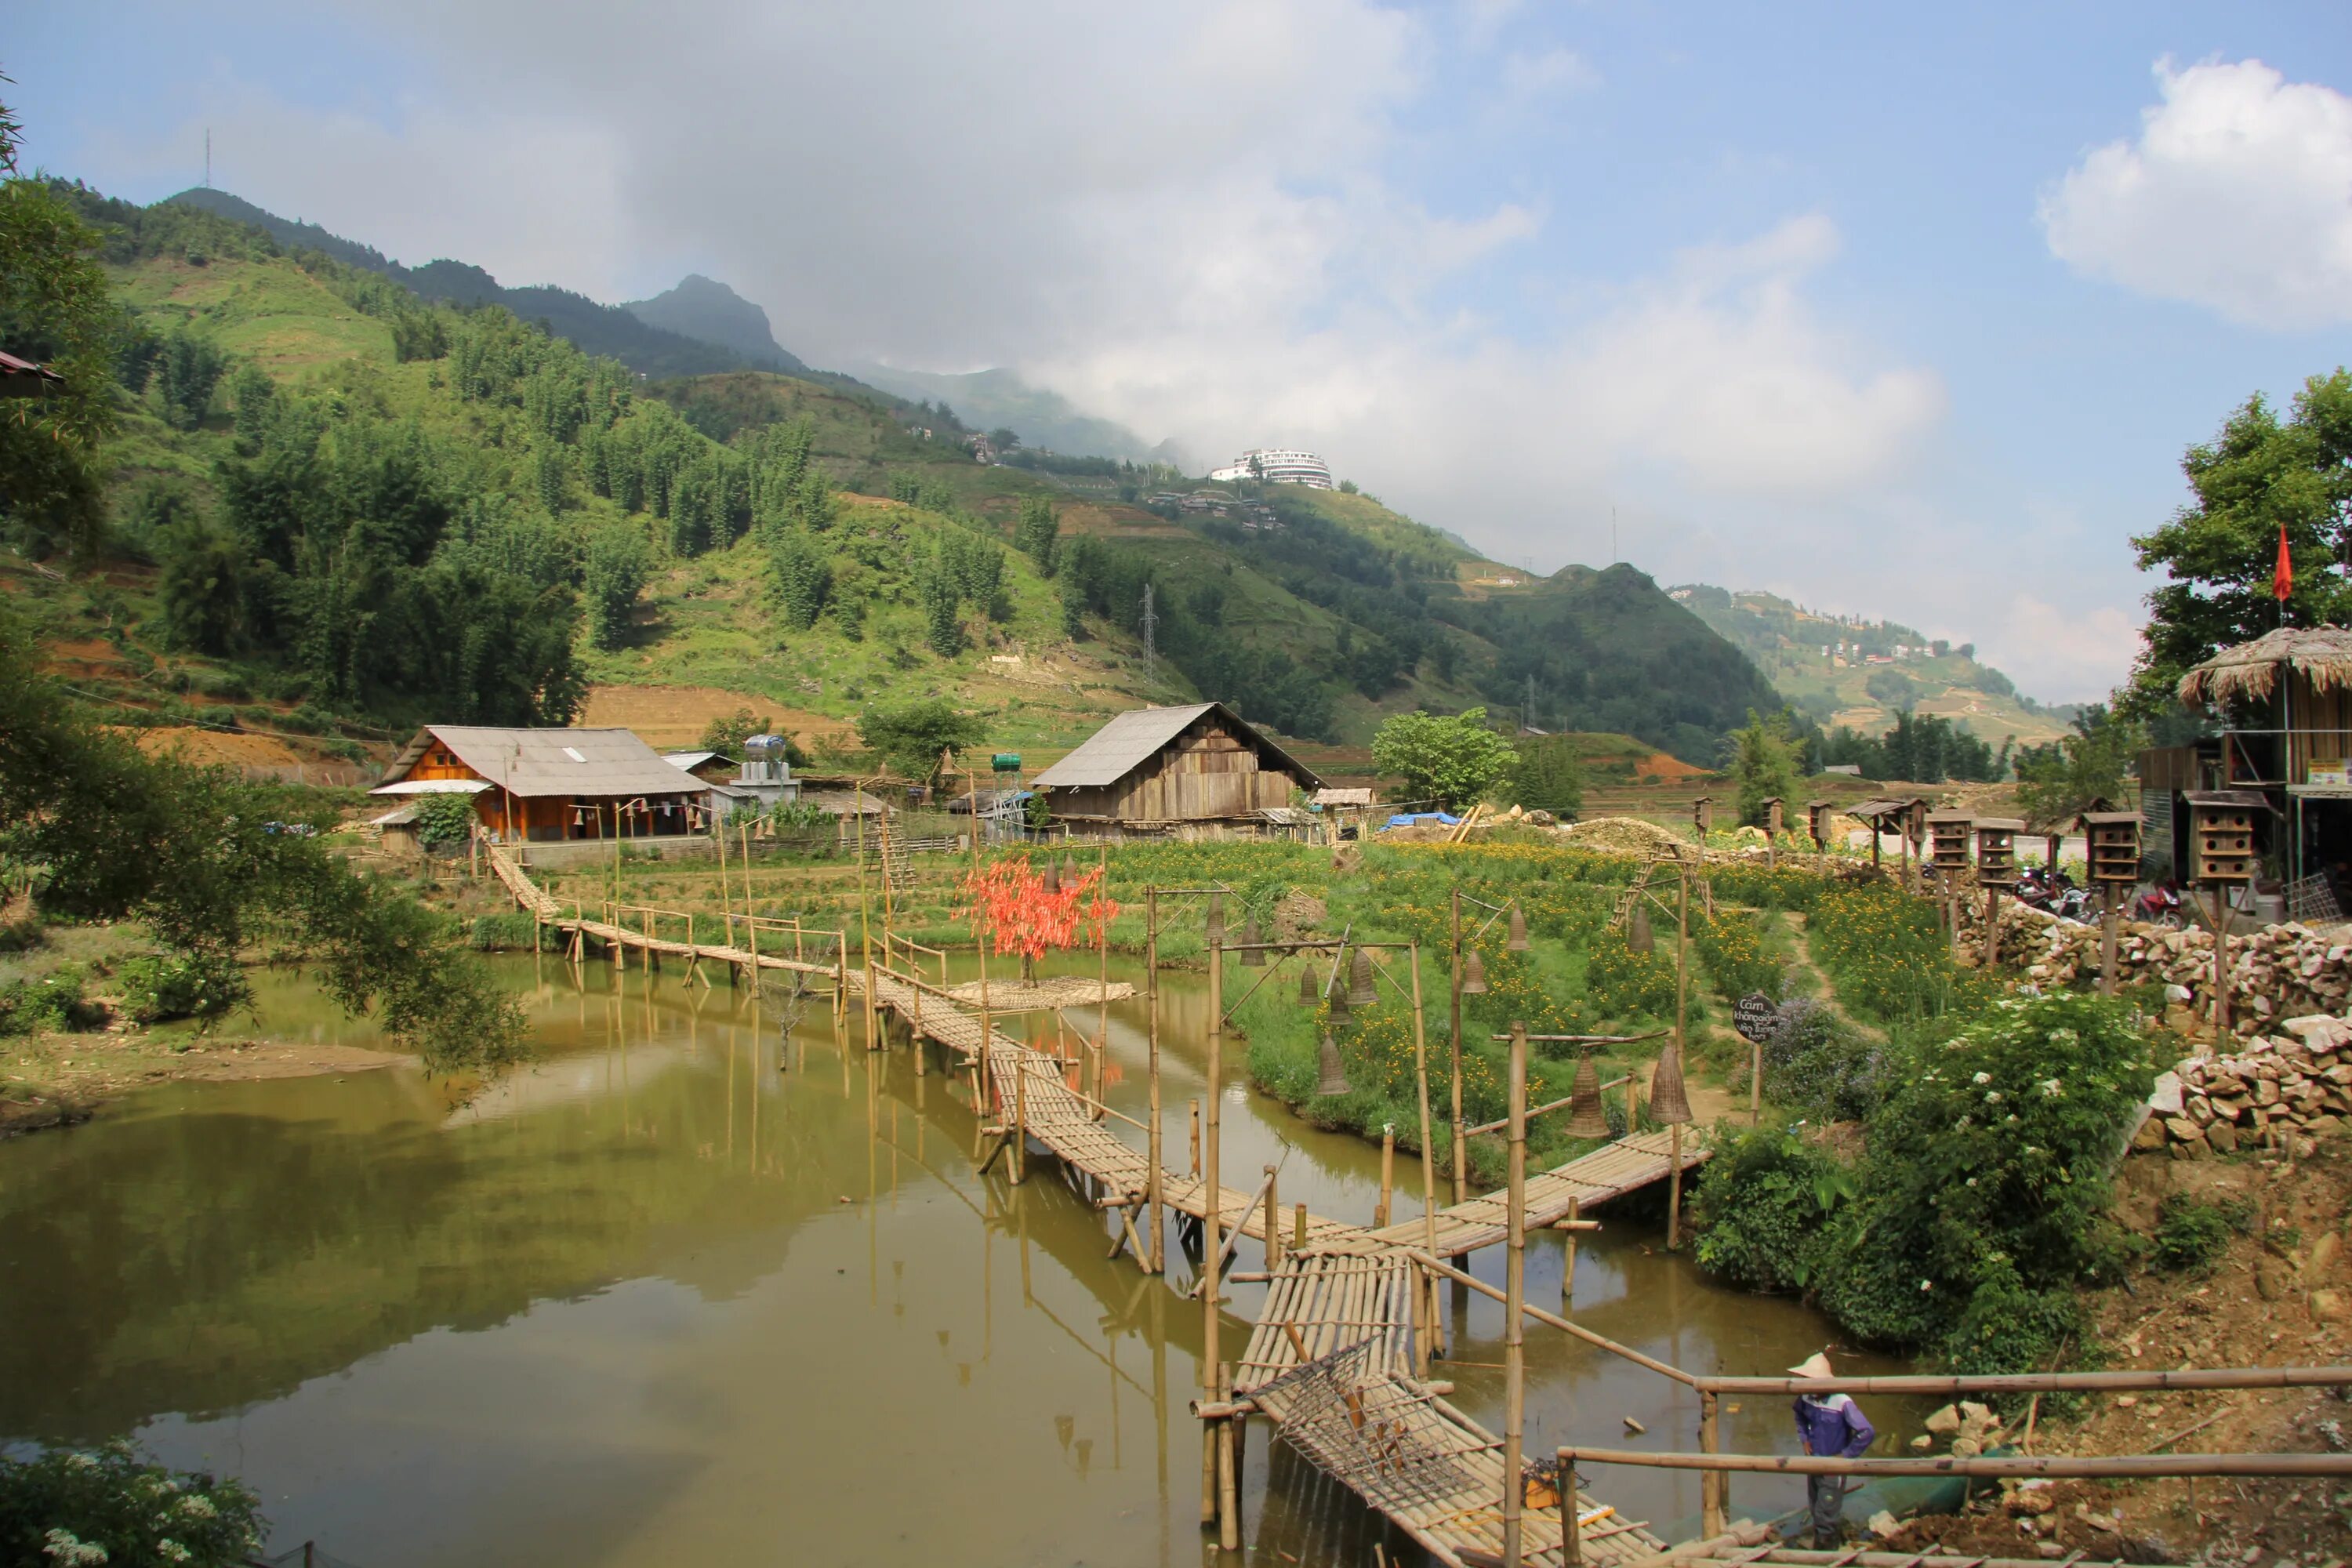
[2275, 524, 2294, 604]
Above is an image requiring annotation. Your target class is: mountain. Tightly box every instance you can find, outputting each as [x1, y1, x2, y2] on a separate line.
[25, 180, 1782, 766]
[848, 363, 1191, 468]
[1668, 583, 2074, 747]
[165, 188, 753, 379]
[625, 275, 805, 372]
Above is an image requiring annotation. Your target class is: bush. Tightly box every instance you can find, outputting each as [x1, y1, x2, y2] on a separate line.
[1761, 998, 1889, 1123]
[412, 793, 478, 850]
[0, 968, 103, 1036]
[0, 1441, 264, 1567]
[115, 950, 243, 1023]
[2151, 1193, 2252, 1273]
[470, 913, 561, 952]
[1691, 1124, 1854, 1293]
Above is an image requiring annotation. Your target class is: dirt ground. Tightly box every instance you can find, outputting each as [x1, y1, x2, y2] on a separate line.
[114, 724, 313, 768]
[579, 684, 859, 751]
[2, 1029, 410, 1136]
[1878, 1144, 2352, 1564]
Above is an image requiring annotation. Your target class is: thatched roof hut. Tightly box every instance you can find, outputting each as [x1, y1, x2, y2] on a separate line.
[2177, 627, 2352, 707]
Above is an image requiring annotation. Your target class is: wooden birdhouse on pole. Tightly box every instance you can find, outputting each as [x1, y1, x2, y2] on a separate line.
[2081, 809, 2143, 996]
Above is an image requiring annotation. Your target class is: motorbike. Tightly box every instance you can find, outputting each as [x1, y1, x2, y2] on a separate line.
[2132, 880, 2186, 930]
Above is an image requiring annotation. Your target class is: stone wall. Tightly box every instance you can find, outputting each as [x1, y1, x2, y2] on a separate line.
[2133, 1015, 2352, 1156]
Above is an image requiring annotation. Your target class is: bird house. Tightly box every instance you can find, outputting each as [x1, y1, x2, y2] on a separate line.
[1762, 797, 1785, 836]
[1805, 799, 1834, 848]
[1974, 818, 2024, 887]
[1926, 810, 1974, 875]
[2183, 791, 2263, 883]
[1691, 797, 1714, 835]
[2079, 811, 2143, 886]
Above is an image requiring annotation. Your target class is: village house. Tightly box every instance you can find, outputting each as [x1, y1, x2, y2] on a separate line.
[370, 725, 705, 844]
[1033, 702, 1321, 837]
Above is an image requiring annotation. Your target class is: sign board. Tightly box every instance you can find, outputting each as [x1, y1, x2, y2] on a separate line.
[1733, 992, 1780, 1044]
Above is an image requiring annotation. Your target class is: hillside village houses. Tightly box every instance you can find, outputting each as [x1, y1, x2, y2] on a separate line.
[371, 725, 706, 844]
[1033, 702, 1323, 837]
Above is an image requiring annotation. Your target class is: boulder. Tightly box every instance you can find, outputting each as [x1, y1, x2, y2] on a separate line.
[1924, 1404, 1962, 1436]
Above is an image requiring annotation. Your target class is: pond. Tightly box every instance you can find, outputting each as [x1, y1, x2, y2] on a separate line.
[0, 953, 1921, 1566]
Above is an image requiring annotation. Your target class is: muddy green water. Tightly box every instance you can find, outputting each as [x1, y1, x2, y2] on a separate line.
[0, 956, 1920, 1566]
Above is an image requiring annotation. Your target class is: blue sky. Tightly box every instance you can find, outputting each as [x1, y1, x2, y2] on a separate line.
[13, 2, 2352, 701]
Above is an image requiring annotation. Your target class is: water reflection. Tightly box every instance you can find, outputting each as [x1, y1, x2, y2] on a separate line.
[0, 955, 1912, 1566]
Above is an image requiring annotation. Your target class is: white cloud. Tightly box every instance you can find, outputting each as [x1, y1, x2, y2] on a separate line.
[2040, 58, 2352, 330]
[1501, 46, 1601, 99]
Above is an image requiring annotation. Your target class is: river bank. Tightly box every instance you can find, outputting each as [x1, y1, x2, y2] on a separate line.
[1, 1026, 410, 1134]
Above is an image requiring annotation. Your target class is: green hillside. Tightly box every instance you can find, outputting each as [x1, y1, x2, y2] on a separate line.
[5, 180, 1789, 768]
[1669, 583, 2074, 749]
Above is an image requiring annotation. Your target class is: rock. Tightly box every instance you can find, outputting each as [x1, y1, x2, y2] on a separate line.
[1867, 1510, 1904, 1539]
[2006, 1490, 2057, 1517]
[2209, 1123, 2240, 1154]
[2311, 1289, 2347, 1323]
[2115, 1394, 2138, 1408]
[1908, 1433, 1934, 1451]
[2256, 1258, 2295, 1301]
[1925, 1403, 1962, 1436]
[2037, 1542, 2065, 1559]
[1622, 1416, 1646, 1434]
[2132, 1118, 2169, 1152]
[1951, 1436, 1984, 1457]
[2310, 1230, 2341, 1279]
[2164, 1116, 2204, 1143]
[2147, 1072, 2186, 1116]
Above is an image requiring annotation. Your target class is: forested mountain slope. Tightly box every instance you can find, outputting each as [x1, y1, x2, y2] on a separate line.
[5, 181, 1787, 765]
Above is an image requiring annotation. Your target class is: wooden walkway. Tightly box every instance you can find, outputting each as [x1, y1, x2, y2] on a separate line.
[489, 844, 1705, 1566]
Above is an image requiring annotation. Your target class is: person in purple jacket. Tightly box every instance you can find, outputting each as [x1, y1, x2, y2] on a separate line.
[1788, 1352, 1876, 1548]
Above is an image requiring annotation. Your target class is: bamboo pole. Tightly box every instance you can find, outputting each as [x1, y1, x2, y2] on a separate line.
[1450, 889, 1468, 1204]
[1376, 1127, 1395, 1228]
[1094, 844, 1109, 1119]
[1263, 1163, 1281, 1273]
[1203, 891, 1228, 1538]
[1700, 1391, 1726, 1537]
[1669, 866, 1688, 1250]
[1189, 1098, 1202, 1177]
[1215, 1361, 1240, 1551]
[856, 781, 876, 1051]
[1409, 942, 1440, 1376]
[1146, 887, 1164, 1275]
[1559, 1446, 2352, 1480]
[1502, 1019, 1529, 1568]
[1703, 1366, 2352, 1396]
[2100, 890, 2120, 997]
[717, 799, 734, 941]
[1563, 1195, 1580, 1308]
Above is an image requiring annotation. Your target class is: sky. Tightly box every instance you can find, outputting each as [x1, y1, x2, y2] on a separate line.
[13, 2, 2352, 702]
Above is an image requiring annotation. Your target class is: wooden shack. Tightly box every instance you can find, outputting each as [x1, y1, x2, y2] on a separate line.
[371, 724, 703, 844]
[1033, 702, 1323, 834]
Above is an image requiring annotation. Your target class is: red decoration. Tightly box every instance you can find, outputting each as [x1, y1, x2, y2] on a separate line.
[2275, 524, 2294, 604]
[960, 858, 1120, 976]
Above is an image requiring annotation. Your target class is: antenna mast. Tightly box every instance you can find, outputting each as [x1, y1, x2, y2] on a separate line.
[205, 129, 212, 189]
[1140, 583, 1157, 678]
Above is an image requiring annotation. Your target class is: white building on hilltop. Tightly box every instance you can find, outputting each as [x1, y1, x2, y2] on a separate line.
[1208, 448, 1334, 488]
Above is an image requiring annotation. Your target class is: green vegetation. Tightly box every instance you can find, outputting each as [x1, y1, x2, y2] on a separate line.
[2150, 1192, 2253, 1273]
[858, 699, 987, 785]
[1818, 710, 2010, 783]
[1370, 707, 1519, 811]
[2015, 702, 2142, 823]
[0, 1441, 263, 1567]
[1697, 992, 2156, 1377]
[1503, 735, 1584, 816]
[1728, 710, 1801, 825]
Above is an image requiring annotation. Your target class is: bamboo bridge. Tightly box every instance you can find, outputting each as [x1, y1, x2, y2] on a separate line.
[477, 844, 2346, 1568]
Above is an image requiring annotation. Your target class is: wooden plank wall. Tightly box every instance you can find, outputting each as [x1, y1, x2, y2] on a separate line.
[1058, 716, 1308, 824]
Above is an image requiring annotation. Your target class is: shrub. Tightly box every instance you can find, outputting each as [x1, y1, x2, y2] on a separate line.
[1691, 1125, 1854, 1292]
[0, 1440, 264, 1567]
[0, 968, 103, 1036]
[115, 950, 242, 1023]
[2151, 1193, 2252, 1273]
[411, 793, 478, 850]
[1761, 998, 1889, 1123]
[470, 913, 560, 952]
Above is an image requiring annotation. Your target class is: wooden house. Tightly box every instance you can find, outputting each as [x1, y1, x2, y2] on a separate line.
[1033, 702, 1322, 834]
[371, 725, 704, 844]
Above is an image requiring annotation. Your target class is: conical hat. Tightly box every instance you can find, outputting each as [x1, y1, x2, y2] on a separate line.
[1787, 1352, 1833, 1380]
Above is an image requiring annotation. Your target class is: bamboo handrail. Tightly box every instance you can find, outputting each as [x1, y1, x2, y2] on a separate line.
[1558, 1444, 2352, 1480]
[1398, 1246, 1704, 1388]
[1698, 1366, 2352, 1396]
[1462, 1076, 1632, 1138]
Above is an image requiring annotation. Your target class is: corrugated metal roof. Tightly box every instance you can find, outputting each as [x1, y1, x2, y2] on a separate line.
[1032, 702, 1321, 791]
[379, 726, 699, 800]
[663, 750, 726, 771]
[1312, 787, 1376, 807]
[369, 779, 492, 797]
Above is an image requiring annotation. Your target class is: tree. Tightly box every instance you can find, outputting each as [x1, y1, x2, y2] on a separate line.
[153, 326, 227, 431]
[0, 604, 524, 1071]
[1730, 709, 1802, 828]
[1504, 735, 1584, 815]
[2127, 370, 2352, 715]
[2014, 704, 2140, 826]
[1014, 496, 1060, 576]
[0, 1441, 264, 1567]
[960, 856, 1117, 981]
[858, 699, 986, 784]
[988, 426, 1021, 452]
[768, 528, 831, 630]
[1370, 707, 1517, 811]
[583, 524, 651, 650]
[0, 105, 120, 552]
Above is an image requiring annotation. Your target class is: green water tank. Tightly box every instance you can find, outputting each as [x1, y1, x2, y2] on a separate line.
[992, 753, 1022, 772]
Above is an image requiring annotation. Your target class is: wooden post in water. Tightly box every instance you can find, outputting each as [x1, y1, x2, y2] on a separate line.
[1376, 1126, 1395, 1228]
[1449, 889, 1468, 1204]
[1263, 1163, 1281, 1273]
[1562, 1195, 1579, 1308]
[1701, 1390, 1726, 1537]
[1095, 844, 1110, 1118]
[1204, 891, 1236, 1550]
[1502, 1019, 1530, 1568]
[1409, 942, 1441, 1373]
[1145, 887, 1164, 1275]
[1189, 1098, 1202, 1178]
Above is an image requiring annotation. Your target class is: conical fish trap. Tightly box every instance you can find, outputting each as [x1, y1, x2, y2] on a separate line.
[1649, 1041, 1693, 1125]
[1325, 978, 1352, 1025]
[1298, 965, 1321, 1006]
[1628, 902, 1653, 954]
[1204, 895, 1225, 947]
[1566, 1051, 1611, 1138]
[1460, 948, 1488, 995]
[1041, 858, 1061, 894]
[1507, 903, 1530, 952]
[1316, 1031, 1352, 1096]
[1348, 948, 1377, 1007]
[1240, 916, 1265, 966]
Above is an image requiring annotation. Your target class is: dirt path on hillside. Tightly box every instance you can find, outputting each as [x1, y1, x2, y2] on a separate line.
[1776, 909, 1887, 1043]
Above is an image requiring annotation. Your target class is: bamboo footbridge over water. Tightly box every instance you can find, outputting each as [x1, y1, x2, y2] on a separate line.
[481, 846, 2350, 1567]
[488, 845, 1704, 1563]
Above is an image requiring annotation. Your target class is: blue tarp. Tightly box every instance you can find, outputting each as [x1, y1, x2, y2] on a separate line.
[1383, 811, 1461, 828]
